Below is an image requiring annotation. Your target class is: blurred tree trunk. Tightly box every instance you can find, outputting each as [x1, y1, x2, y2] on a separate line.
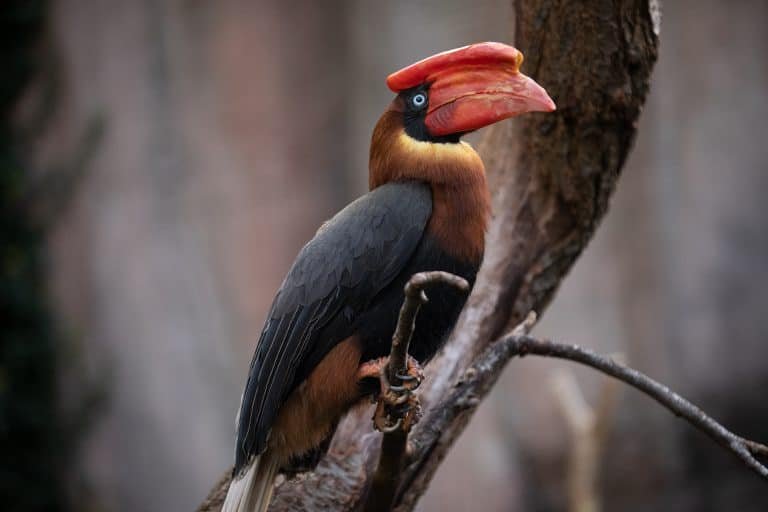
[1, 2, 73, 510]
[45, 1, 350, 510]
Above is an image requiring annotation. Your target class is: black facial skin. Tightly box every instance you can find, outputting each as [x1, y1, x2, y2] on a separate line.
[400, 85, 462, 144]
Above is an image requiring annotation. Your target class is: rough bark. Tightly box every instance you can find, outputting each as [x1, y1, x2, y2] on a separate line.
[198, 0, 660, 510]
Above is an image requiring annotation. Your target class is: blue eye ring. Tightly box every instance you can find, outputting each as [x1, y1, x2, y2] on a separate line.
[411, 93, 427, 109]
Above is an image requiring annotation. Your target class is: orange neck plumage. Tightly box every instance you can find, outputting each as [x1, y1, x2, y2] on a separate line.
[369, 106, 490, 263]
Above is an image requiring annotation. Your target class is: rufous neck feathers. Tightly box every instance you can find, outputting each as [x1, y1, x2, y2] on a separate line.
[368, 106, 491, 262]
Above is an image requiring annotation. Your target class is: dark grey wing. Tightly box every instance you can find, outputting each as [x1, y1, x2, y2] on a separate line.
[234, 181, 432, 471]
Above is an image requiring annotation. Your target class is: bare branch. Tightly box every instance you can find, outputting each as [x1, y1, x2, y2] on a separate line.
[745, 439, 768, 458]
[389, 272, 470, 383]
[364, 272, 469, 512]
[410, 324, 768, 487]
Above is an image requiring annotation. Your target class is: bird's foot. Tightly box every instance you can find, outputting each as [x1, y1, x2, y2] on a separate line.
[373, 392, 422, 433]
[372, 355, 424, 433]
[383, 355, 424, 396]
[356, 355, 424, 395]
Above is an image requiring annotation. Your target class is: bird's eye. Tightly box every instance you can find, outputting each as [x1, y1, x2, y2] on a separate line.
[411, 93, 427, 109]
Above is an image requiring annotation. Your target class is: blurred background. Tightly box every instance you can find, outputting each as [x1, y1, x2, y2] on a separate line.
[3, 0, 767, 511]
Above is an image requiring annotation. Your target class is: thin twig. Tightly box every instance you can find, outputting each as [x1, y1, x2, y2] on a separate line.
[411, 314, 768, 487]
[363, 272, 469, 512]
[506, 336, 768, 479]
[388, 272, 467, 385]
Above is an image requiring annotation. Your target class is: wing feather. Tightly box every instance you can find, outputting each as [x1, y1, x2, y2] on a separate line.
[234, 182, 431, 471]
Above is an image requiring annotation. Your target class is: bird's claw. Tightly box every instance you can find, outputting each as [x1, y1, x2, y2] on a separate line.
[395, 371, 419, 383]
[373, 392, 421, 433]
[393, 355, 424, 391]
[372, 355, 424, 433]
[374, 412, 403, 434]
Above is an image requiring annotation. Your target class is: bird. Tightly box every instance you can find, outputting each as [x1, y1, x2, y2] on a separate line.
[223, 42, 555, 512]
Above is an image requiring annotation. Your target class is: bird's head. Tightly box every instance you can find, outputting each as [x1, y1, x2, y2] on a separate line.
[387, 41, 555, 142]
[370, 42, 555, 188]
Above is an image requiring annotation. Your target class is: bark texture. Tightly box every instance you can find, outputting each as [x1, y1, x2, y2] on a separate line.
[199, 0, 659, 510]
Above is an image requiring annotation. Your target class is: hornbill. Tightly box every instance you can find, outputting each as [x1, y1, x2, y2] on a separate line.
[223, 42, 555, 512]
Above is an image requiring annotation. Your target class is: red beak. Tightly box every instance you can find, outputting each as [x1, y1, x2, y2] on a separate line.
[386, 42, 556, 137]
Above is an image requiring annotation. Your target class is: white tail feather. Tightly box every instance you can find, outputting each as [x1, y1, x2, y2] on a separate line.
[222, 452, 279, 512]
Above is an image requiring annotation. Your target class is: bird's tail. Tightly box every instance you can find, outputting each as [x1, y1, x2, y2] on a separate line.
[222, 451, 280, 512]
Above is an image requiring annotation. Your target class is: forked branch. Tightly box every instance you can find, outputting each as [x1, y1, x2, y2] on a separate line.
[435, 312, 768, 482]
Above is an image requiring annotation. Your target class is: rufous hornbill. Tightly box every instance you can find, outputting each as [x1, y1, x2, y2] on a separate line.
[223, 42, 555, 512]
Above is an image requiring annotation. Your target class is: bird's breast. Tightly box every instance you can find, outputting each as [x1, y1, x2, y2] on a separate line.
[355, 233, 481, 364]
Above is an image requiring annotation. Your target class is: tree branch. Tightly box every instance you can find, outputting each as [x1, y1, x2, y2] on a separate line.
[426, 312, 768, 483]
[364, 272, 469, 512]
[389, 272, 470, 388]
